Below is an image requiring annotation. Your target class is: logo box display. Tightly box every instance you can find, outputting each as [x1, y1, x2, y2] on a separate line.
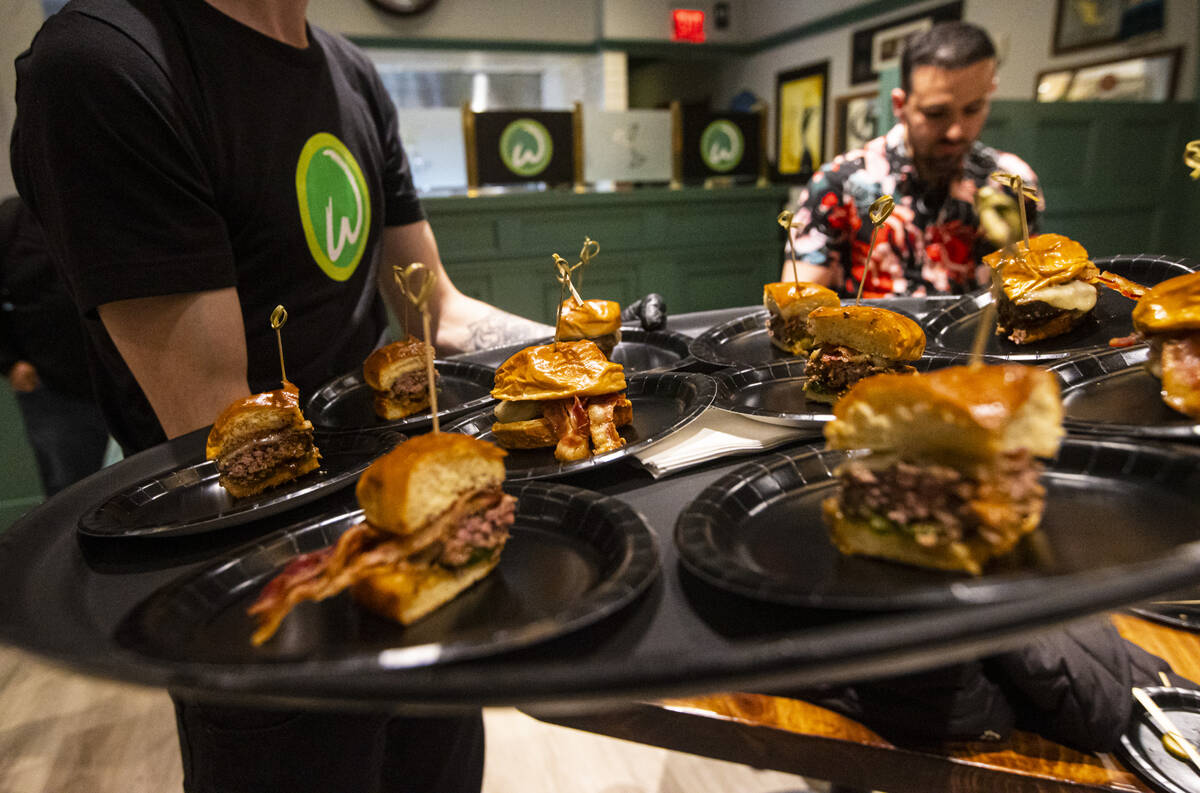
[472, 110, 576, 185]
[680, 109, 761, 182]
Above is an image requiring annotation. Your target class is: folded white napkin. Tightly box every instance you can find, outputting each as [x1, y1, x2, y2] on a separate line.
[633, 406, 818, 478]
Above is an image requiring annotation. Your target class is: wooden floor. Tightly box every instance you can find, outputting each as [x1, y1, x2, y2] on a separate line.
[0, 645, 826, 793]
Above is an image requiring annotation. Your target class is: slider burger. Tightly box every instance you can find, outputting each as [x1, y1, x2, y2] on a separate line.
[802, 305, 925, 403]
[1130, 271, 1200, 419]
[363, 335, 437, 420]
[984, 233, 1100, 344]
[206, 383, 321, 499]
[556, 298, 622, 358]
[822, 364, 1064, 575]
[490, 340, 632, 462]
[247, 433, 515, 645]
[763, 281, 841, 355]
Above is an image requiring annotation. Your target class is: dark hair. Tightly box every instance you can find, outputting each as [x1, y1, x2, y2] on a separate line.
[899, 22, 996, 92]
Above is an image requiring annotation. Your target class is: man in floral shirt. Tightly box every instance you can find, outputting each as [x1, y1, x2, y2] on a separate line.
[785, 22, 1042, 298]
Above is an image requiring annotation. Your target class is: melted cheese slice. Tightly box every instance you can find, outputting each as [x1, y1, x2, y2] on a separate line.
[1023, 280, 1098, 312]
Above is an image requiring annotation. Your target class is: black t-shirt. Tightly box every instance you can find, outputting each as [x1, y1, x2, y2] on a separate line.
[11, 0, 424, 453]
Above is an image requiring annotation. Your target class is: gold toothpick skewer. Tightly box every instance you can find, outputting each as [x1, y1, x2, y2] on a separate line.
[575, 236, 599, 297]
[970, 267, 1002, 368]
[855, 195, 894, 306]
[553, 253, 585, 349]
[269, 305, 289, 387]
[777, 210, 801, 289]
[394, 263, 440, 433]
[1185, 140, 1200, 180]
[990, 171, 1039, 251]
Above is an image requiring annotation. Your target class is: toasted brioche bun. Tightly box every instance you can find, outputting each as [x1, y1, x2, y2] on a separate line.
[805, 306, 926, 361]
[822, 498, 1039, 576]
[373, 391, 431, 421]
[351, 553, 502, 626]
[1133, 272, 1200, 336]
[491, 397, 633, 450]
[825, 364, 1063, 465]
[556, 299, 621, 339]
[206, 384, 308, 460]
[763, 281, 840, 319]
[355, 433, 507, 537]
[491, 340, 626, 402]
[984, 233, 1099, 303]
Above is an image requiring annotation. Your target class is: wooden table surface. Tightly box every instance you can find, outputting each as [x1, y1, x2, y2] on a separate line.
[536, 613, 1200, 793]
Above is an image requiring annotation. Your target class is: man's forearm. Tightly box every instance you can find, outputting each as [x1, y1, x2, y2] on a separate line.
[440, 299, 553, 353]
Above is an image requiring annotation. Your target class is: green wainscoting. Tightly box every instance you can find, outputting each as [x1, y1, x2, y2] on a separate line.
[423, 185, 791, 322]
[1, 386, 45, 529]
[984, 100, 1200, 262]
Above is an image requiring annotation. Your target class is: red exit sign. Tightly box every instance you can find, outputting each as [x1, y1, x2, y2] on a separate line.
[672, 8, 705, 43]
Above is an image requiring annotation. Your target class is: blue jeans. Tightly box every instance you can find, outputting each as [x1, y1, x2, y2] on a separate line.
[15, 384, 109, 496]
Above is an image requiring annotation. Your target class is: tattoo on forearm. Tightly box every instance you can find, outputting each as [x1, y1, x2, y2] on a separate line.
[463, 315, 554, 352]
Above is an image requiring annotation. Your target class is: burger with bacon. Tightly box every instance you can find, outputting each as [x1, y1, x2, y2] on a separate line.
[247, 433, 515, 645]
[489, 340, 632, 461]
[1130, 271, 1200, 419]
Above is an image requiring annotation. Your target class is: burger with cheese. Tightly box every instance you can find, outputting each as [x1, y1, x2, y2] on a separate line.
[802, 305, 926, 403]
[763, 281, 841, 355]
[984, 233, 1101, 344]
[1130, 271, 1200, 419]
[206, 383, 321, 499]
[822, 364, 1063, 575]
[490, 340, 632, 461]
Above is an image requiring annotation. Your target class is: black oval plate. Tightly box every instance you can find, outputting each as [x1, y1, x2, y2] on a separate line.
[113, 481, 659, 668]
[923, 254, 1198, 361]
[712, 350, 988, 428]
[1118, 686, 1200, 793]
[675, 438, 1200, 610]
[444, 372, 717, 481]
[688, 306, 925, 368]
[77, 430, 402, 539]
[306, 359, 496, 434]
[1046, 345, 1200, 440]
[523, 328, 695, 374]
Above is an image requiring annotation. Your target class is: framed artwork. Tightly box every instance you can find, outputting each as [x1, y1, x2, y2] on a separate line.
[1035, 48, 1179, 102]
[775, 62, 828, 184]
[834, 91, 880, 154]
[849, 1, 962, 85]
[1052, 0, 1166, 55]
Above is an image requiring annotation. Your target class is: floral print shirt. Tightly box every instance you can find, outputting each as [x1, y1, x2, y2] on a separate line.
[787, 123, 1043, 298]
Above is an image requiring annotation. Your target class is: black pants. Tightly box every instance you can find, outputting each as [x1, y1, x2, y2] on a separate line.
[173, 694, 485, 793]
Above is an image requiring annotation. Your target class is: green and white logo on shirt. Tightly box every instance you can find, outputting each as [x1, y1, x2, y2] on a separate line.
[699, 120, 744, 172]
[296, 133, 370, 281]
[499, 119, 553, 176]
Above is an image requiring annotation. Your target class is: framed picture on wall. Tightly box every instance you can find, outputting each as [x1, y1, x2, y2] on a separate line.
[834, 91, 880, 154]
[849, 1, 962, 85]
[1035, 48, 1179, 102]
[1052, 0, 1166, 55]
[775, 61, 828, 184]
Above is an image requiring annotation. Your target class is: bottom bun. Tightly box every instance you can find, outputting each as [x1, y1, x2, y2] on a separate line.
[218, 453, 321, 499]
[821, 498, 1039, 576]
[373, 391, 431, 421]
[351, 555, 502, 626]
[492, 400, 633, 451]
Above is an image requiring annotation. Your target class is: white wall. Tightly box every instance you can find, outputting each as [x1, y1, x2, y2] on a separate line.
[718, 0, 1198, 166]
[0, 0, 46, 199]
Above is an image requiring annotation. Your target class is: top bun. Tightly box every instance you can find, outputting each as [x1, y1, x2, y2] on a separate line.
[491, 340, 627, 401]
[363, 336, 429, 391]
[983, 233, 1098, 303]
[1132, 272, 1200, 336]
[763, 281, 840, 319]
[356, 433, 507, 537]
[557, 299, 621, 339]
[806, 305, 926, 361]
[825, 364, 1063, 465]
[206, 383, 310, 460]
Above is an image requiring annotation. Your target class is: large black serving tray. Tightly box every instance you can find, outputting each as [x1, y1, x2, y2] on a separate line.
[5, 427, 1200, 712]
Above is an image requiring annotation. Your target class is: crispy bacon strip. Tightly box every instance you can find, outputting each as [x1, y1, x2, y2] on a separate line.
[587, 393, 626, 454]
[1093, 270, 1146, 301]
[247, 523, 409, 645]
[1108, 332, 1141, 348]
[544, 397, 590, 461]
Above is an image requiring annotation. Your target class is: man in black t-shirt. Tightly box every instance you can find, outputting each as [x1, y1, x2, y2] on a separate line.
[11, 1, 550, 791]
